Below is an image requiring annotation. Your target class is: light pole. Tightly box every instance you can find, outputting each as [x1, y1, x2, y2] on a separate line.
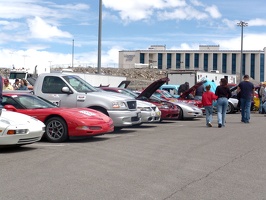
[237, 21, 248, 81]
[97, 0, 102, 74]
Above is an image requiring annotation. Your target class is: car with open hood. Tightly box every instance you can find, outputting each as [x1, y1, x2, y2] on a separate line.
[101, 78, 180, 121]
[154, 89, 203, 119]
[2, 92, 114, 142]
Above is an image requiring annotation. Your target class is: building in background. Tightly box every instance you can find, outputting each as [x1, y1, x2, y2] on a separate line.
[119, 45, 266, 82]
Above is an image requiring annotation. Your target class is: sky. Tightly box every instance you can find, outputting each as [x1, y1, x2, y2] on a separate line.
[0, 0, 266, 71]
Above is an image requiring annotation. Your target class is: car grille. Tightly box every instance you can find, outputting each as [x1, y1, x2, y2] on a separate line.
[131, 116, 140, 122]
[17, 137, 41, 144]
[127, 101, 137, 109]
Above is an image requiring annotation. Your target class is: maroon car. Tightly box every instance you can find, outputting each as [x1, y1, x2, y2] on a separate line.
[100, 77, 180, 121]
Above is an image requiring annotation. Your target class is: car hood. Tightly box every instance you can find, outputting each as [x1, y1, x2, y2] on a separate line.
[52, 108, 111, 121]
[179, 80, 206, 99]
[137, 77, 169, 99]
[136, 100, 156, 108]
[118, 80, 131, 88]
[0, 109, 44, 126]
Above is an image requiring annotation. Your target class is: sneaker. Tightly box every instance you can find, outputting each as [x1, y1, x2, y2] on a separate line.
[207, 122, 212, 127]
[218, 123, 222, 128]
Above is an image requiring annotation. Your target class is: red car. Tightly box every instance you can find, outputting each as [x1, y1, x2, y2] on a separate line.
[2, 92, 114, 142]
[101, 77, 180, 121]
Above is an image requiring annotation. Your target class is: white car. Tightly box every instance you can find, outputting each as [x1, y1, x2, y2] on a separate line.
[0, 109, 45, 146]
[137, 100, 161, 123]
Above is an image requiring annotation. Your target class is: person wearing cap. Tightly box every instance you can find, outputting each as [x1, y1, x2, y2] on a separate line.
[3, 78, 14, 90]
[237, 75, 254, 123]
[178, 81, 189, 95]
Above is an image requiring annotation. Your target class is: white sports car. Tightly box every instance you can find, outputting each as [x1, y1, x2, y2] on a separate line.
[0, 109, 45, 146]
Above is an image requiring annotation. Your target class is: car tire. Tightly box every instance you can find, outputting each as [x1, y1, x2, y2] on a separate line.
[45, 117, 68, 143]
[177, 107, 183, 120]
[227, 102, 234, 114]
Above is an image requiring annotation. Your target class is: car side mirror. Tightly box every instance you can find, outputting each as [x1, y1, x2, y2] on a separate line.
[62, 86, 73, 94]
[4, 105, 17, 112]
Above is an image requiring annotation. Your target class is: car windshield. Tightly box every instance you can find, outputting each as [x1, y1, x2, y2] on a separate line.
[4, 95, 58, 109]
[118, 89, 138, 98]
[159, 90, 174, 98]
[62, 75, 98, 93]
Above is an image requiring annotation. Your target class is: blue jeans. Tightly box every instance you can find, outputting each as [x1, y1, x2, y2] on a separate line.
[204, 106, 213, 125]
[217, 97, 228, 126]
[240, 98, 251, 123]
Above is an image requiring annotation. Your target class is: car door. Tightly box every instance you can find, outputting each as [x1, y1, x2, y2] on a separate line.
[40, 76, 78, 107]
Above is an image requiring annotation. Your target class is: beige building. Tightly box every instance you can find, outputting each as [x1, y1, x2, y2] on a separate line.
[119, 45, 266, 82]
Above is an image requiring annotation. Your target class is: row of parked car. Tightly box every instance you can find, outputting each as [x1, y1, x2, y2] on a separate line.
[0, 75, 206, 147]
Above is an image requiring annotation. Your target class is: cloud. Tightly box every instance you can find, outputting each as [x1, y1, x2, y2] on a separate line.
[247, 18, 266, 26]
[28, 17, 72, 39]
[205, 5, 221, 19]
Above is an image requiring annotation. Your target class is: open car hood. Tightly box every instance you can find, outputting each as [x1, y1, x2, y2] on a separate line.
[118, 80, 131, 88]
[136, 77, 169, 99]
[179, 80, 206, 99]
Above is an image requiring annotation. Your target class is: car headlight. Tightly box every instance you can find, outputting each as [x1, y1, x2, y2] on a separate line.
[159, 105, 169, 109]
[7, 129, 29, 135]
[138, 107, 152, 111]
[112, 101, 127, 109]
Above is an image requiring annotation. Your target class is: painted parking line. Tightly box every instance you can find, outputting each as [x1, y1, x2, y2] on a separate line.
[30, 143, 66, 147]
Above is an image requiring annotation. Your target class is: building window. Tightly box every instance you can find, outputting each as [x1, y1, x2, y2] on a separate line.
[140, 53, 145, 63]
[167, 53, 172, 69]
[213, 53, 218, 71]
[194, 53, 199, 69]
[185, 53, 190, 69]
[204, 54, 208, 72]
[158, 53, 163, 69]
[232, 54, 236, 74]
[222, 54, 227, 73]
[176, 53, 181, 69]
[260, 54, 264, 81]
[250, 54, 255, 78]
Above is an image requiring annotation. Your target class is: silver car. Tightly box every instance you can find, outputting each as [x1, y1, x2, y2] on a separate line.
[136, 100, 161, 123]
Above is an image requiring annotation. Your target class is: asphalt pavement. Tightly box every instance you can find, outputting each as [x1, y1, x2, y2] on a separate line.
[1, 112, 266, 200]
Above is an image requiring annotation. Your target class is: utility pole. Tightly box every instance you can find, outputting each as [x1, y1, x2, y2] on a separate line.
[97, 0, 102, 74]
[72, 39, 74, 68]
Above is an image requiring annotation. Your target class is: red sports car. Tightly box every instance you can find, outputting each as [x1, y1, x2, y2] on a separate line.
[2, 92, 114, 143]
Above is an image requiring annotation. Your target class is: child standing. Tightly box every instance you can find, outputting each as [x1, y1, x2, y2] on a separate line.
[202, 85, 218, 127]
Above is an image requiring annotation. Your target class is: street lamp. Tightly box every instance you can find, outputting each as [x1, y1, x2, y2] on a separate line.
[237, 21, 248, 81]
[97, 0, 102, 74]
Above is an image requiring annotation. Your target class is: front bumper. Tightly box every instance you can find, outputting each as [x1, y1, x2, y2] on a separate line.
[108, 110, 141, 127]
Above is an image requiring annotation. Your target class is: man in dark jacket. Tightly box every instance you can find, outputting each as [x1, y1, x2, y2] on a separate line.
[178, 82, 189, 95]
[237, 75, 254, 123]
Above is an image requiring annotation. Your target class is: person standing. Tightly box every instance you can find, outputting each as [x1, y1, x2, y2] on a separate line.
[202, 85, 217, 127]
[215, 78, 231, 128]
[178, 82, 189, 95]
[3, 79, 14, 90]
[194, 84, 204, 100]
[237, 75, 254, 123]
[13, 78, 20, 90]
[18, 79, 28, 90]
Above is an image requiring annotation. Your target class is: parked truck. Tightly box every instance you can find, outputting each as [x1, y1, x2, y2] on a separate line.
[166, 70, 237, 86]
[61, 71, 127, 87]
[33, 73, 141, 129]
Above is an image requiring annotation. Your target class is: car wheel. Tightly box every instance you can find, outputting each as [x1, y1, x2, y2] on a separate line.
[45, 117, 68, 143]
[177, 107, 183, 120]
[227, 102, 234, 114]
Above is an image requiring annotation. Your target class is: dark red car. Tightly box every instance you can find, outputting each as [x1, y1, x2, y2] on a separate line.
[100, 77, 180, 121]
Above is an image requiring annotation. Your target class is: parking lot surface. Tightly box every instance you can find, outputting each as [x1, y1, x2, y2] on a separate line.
[1, 113, 266, 200]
